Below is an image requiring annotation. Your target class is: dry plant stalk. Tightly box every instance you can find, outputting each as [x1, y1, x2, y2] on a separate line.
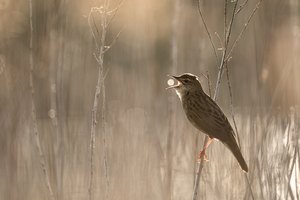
[165, 0, 181, 199]
[88, 1, 122, 199]
[192, 0, 263, 199]
[28, 0, 55, 199]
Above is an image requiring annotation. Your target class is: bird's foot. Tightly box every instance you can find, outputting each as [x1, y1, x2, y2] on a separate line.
[197, 150, 209, 163]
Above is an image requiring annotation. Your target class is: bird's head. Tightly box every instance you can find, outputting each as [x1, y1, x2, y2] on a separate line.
[167, 73, 203, 97]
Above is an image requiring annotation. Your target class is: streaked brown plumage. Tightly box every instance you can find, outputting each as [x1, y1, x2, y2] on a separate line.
[167, 73, 248, 172]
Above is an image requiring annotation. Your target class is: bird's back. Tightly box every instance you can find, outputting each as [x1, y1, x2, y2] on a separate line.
[182, 90, 233, 141]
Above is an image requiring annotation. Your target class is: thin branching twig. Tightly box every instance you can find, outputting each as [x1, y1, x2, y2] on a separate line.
[106, 0, 125, 27]
[192, 0, 262, 199]
[213, 0, 239, 101]
[226, 0, 263, 61]
[192, 136, 209, 200]
[224, 62, 255, 199]
[88, 1, 109, 199]
[206, 71, 212, 97]
[166, 1, 181, 199]
[103, 28, 124, 53]
[224, 63, 241, 146]
[197, 0, 219, 64]
[88, 1, 122, 199]
[235, 0, 250, 15]
[192, 0, 239, 198]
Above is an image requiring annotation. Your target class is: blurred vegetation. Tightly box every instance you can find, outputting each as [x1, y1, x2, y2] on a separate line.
[0, 0, 299, 199]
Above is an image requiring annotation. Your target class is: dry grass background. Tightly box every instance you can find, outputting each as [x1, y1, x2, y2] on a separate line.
[0, 0, 299, 199]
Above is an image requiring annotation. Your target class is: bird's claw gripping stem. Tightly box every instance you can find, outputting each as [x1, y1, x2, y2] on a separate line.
[197, 149, 209, 163]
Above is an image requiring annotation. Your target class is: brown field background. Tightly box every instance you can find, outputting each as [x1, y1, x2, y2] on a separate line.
[0, 0, 299, 199]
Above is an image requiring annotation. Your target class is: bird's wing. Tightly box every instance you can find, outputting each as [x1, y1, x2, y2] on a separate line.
[186, 92, 235, 141]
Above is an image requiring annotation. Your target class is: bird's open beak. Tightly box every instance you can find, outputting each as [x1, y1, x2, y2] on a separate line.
[166, 75, 182, 90]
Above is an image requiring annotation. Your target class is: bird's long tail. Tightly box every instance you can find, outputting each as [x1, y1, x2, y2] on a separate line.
[225, 137, 248, 173]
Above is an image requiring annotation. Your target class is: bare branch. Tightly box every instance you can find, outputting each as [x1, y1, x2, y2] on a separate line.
[192, 136, 209, 200]
[225, 62, 255, 200]
[206, 71, 212, 97]
[225, 0, 239, 49]
[103, 27, 124, 53]
[106, 0, 125, 27]
[197, 0, 219, 63]
[88, 9, 101, 53]
[224, 0, 228, 48]
[88, 1, 114, 200]
[215, 32, 224, 51]
[226, 0, 263, 61]
[199, 71, 212, 97]
[213, 0, 239, 101]
[235, 0, 250, 15]
[192, 1, 261, 200]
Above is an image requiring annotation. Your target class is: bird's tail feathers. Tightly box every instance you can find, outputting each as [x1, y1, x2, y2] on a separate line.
[225, 138, 248, 173]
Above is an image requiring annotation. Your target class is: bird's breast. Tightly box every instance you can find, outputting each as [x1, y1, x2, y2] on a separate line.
[180, 91, 209, 133]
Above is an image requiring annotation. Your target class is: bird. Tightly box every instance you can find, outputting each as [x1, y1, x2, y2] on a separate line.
[167, 73, 248, 173]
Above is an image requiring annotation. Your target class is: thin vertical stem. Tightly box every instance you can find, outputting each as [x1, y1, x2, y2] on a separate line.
[224, 0, 228, 49]
[88, 1, 112, 199]
[166, 0, 180, 199]
[29, 0, 55, 199]
[295, 146, 299, 200]
[225, 64, 255, 199]
[213, 0, 239, 101]
[225, 0, 263, 61]
[197, 0, 219, 63]
[192, 1, 261, 200]
[100, 2, 110, 200]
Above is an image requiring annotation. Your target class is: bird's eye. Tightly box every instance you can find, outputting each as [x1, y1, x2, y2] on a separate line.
[182, 79, 190, 84]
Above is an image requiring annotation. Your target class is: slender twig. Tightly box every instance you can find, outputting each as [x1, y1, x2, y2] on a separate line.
[197, 0, 219, 63]
[213, 0, 239, 101]
[224, 0, 228, 48]
[106, 0, 125, 27]
[192, 136, 209, 200]
[225, 61, 255, 200]
[295, 146, 300, 200]
[285, 147, 297, 200]
[226, 0, 263, 61]
[191, 72, 212, 200]
[88, 1, 113, 199]
[107, 0, 124, 15]
[88, 9, 101, 200]
[224, 63, 240, 145]
[192, 1, 261, 199]
[88, 9, 101, 53]
[206, 71, 212, 97]
[256, 160, 265, 200]
[193, 1, 240, 198]
[215, 32, 224, 51]
[29, 0, 55, 199]
[166, 1, 181, 199]
[235, 0, 250, 15]
[103, 27, 124, 53]
[199, 71, 212, 97]
[101, 4, 110, 199]
[88, 1, 123, 199]
[225, 0, 239, 49]
[191, 70, 212, 200]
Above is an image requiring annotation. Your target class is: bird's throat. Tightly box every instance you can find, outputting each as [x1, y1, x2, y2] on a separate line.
[175, 88, 186, 101]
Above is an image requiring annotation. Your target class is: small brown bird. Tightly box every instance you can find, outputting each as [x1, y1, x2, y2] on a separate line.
[167, 73, 248, 172]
